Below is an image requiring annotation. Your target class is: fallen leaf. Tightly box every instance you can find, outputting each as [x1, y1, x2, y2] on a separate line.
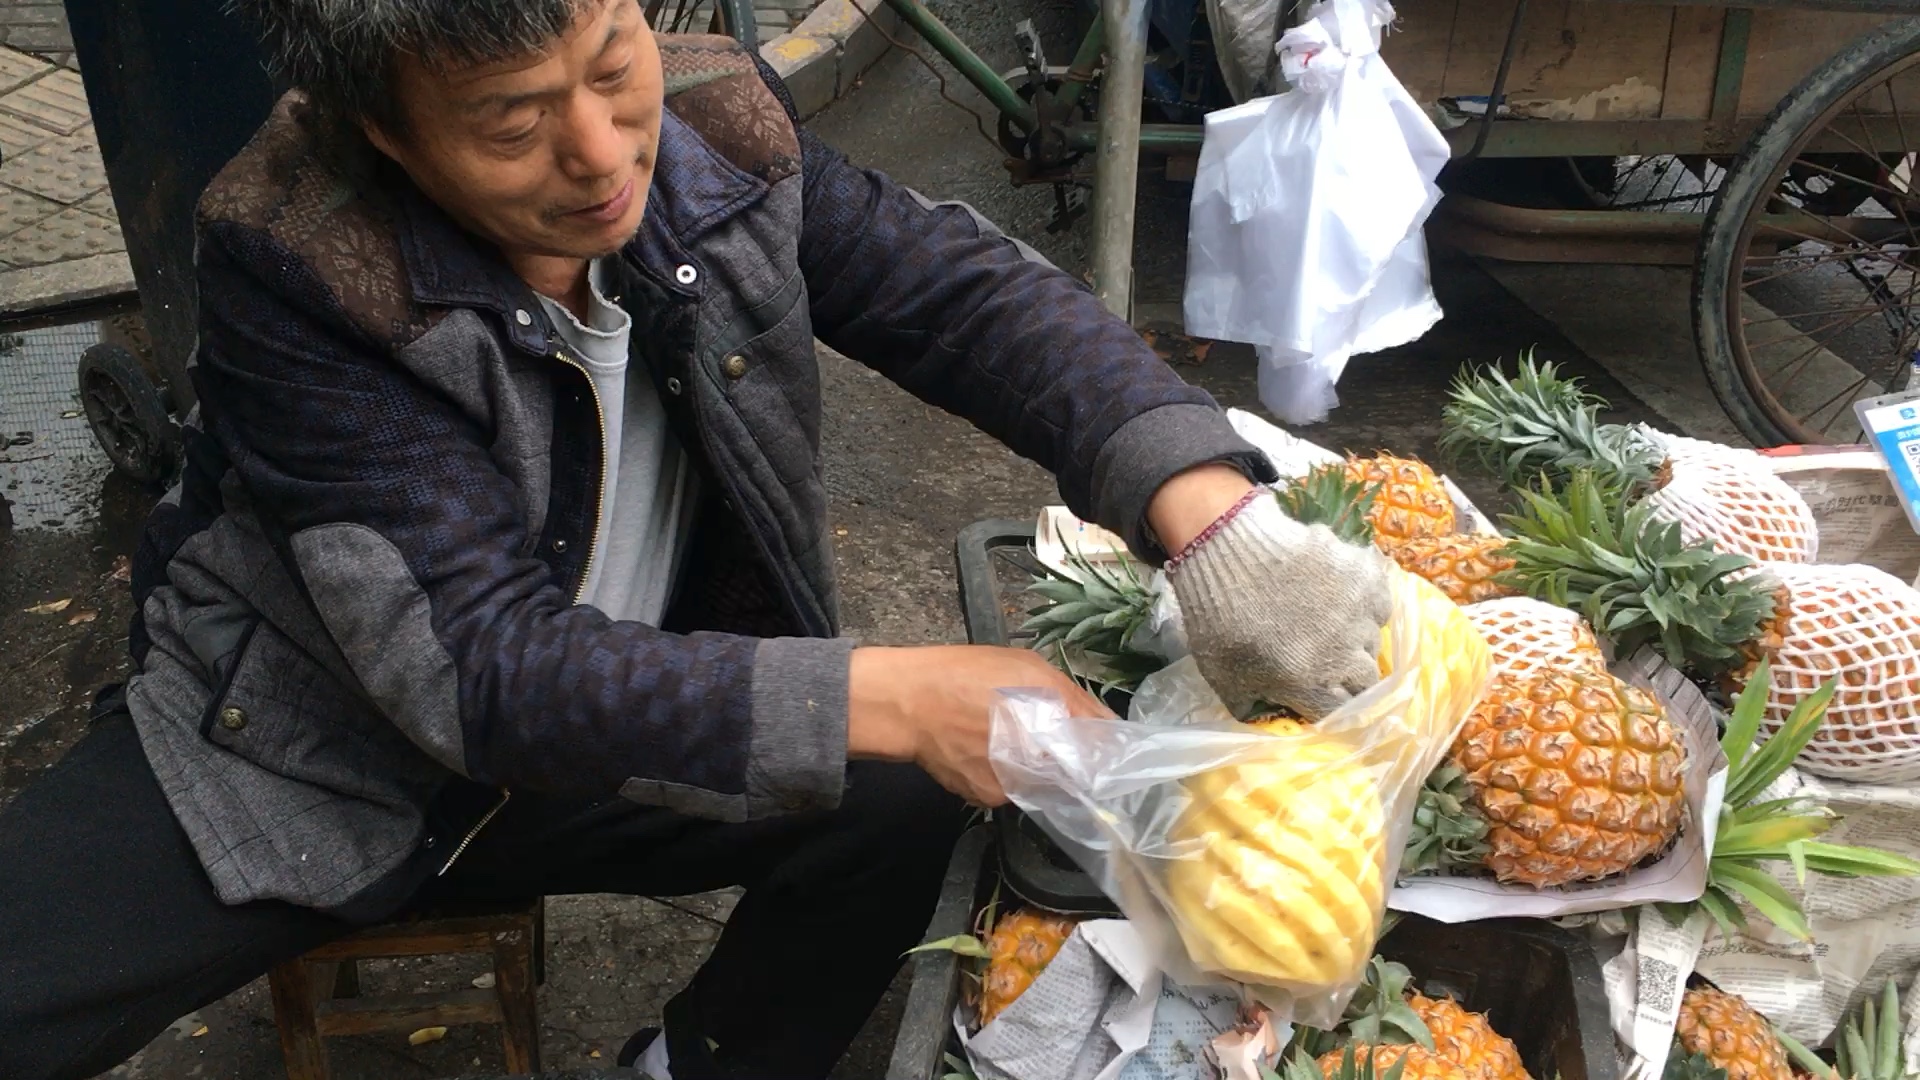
[67, 610, 97, 625]
[190, 1025, 210, 1038]
[109, 555, 132, 583]
[1191, 341, 1214, 363]
[834, 528, 848, 537]
[471, 972, 496, 989]
[24, 599, 71, 615]
[590, 1050, 603, 1060]
[60, 410, 81, 420]
[408, 1026, 448, 1046]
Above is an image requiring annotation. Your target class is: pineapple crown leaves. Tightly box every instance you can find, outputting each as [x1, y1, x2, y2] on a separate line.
[1496, 470, 1776, 676]
[1020, 546, 1168, 693]
[1276, 464, 1383, 548]
[1829, 979, 1911, 1080]
[1664, 1052, 1731, 1080]
[1273, 1046, 1410, 1080]
[1658, 662, 1920, 941]
[1290, 956, 1436, 1059]
[1401, 763, 1492, 877]
[1439, 351, 1661, 494]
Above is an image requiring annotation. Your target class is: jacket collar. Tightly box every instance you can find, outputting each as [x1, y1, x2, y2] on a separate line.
[390, 105, 769, 353]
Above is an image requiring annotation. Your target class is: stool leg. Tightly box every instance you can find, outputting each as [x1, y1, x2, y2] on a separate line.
[532, 898, 547, 987]
[493, 926, 540, 1073]
[329, 959, 360, 999]
[268, 959, 330, 1080]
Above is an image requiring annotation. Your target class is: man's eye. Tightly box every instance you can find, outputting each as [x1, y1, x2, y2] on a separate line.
[597, 64, 631, 87]
[492, 125, 538, 148]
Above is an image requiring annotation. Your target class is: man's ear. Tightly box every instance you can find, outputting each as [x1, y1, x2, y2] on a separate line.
[362, 119, 402, 163]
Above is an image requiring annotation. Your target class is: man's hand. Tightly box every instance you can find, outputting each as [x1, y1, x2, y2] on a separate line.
[847, 645, 1115, 807]
[1158, 469, 1394, 720]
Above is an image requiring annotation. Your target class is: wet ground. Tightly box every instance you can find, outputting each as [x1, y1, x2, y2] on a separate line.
[0, 3, 1748, 1075]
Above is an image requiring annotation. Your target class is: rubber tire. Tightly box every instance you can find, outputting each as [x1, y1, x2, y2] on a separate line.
[1693, 17, 1920, 447]
[76, 341, 179, 486]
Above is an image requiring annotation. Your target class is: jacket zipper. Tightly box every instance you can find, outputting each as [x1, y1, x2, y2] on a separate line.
[438, 344, 610, 878]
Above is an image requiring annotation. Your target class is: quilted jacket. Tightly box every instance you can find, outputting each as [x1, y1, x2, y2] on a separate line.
[123, 34, 1273, 919]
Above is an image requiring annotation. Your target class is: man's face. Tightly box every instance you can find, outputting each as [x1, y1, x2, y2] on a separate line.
[366, 0, 662, 263]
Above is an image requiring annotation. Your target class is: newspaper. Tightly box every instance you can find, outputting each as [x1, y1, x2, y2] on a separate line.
[1688, 771, 1920, 1046]
[959, 919, 1252, 1080]
[1591, 908, 1713, 1080]
[1389, 649, 1730, 921]
[1756, 445, 1920, 583]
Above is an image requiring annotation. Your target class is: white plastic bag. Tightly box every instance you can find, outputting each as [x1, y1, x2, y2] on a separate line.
[1183, 0, 1449, 426]
[988, 568, 1493, 1026]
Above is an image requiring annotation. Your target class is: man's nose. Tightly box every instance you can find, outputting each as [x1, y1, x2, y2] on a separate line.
[558, 92, 627, 179]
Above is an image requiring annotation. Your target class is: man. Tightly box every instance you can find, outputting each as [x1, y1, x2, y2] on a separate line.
[0, 1, 1393, 1077]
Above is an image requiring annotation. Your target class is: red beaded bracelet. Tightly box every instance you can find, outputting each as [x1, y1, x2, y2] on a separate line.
[1165, 486, 1266, 573]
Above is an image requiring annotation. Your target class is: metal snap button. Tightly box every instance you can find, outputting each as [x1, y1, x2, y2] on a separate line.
[219, 707, 247, 732]
[722, 354, 748, 379]
[675, 264, 698, 285]
[552, 538, 569, 553]
[666, 377, 683, 395]
[515, 309, 532, 326]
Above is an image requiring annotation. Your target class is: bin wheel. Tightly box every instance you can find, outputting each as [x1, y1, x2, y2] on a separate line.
[78, 342, 178, 485]
[1694, 17, 1920, 446]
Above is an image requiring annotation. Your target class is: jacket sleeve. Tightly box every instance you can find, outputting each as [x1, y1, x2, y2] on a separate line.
[188, 220, 850, 821]
[749, 58, 1278, 564]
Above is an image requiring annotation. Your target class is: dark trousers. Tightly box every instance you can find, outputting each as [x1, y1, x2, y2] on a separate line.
[0, 706, 969, 1080]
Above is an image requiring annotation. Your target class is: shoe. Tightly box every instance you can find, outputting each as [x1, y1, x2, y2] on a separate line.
[617, 1026, 661, 1068]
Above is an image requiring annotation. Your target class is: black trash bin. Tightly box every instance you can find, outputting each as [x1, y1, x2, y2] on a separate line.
[60, 0, 279, 483]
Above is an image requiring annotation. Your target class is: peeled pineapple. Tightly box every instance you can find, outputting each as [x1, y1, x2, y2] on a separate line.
[1165, 718, 1388, 990]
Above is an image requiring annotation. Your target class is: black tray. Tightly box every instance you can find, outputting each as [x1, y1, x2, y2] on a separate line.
[954, 518, 1121, 916]
[884, 820, 1619, 1080]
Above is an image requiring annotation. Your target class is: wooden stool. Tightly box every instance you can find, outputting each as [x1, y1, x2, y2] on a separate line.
[268, 897, 546, 1079]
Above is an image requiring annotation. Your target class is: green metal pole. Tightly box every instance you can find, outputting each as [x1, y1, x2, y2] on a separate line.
[884, 0, 1037, 131]
[1054, 14, 1105, 114]
[1069, 122, 1205, 154]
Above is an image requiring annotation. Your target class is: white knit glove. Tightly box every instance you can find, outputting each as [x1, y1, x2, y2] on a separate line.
[1167, 490, 1394, 720]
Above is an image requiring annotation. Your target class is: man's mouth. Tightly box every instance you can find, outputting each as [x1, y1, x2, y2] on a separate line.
[567, 178, 636, 224]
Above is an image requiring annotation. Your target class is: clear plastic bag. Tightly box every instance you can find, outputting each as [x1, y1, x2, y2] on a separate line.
[988, 568, 1493, 1026]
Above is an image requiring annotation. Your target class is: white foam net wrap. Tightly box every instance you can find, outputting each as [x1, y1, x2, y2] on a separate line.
[1462, 597, 1606, 679]
[1751, 562, 1920, 784]
[1641, 455, 1819, 565]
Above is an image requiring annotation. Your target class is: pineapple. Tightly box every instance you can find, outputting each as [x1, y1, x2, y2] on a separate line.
[1461, 596, 1608, 678]
[978, 909, 1079, 1027]
[1278, 463, 1385, 547]
[906, 904, 1083, 1029]
[1344, 453, 1458, 544]
[1412, 992, 1530, 1080]
[1441, 354, 1817, 565]
[1676, 986, 1795, 1080]
[1165, 717, 1388, 990]
[1291, 955, 1528, 1080]
[1322, 1046, 1473, 1080]
[1388, 535, 1518, 605]
[1430, 666, 1689, 888]
[1501, 472, 1920, 784]
[1653, 660, 1920, 941]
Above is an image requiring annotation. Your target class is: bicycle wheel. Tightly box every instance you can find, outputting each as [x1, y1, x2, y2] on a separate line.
[646, 0, 758, 48]
[1694, 18, 1920, 446]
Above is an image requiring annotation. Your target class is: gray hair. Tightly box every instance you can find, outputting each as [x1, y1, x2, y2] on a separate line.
[229, 0, 593, 134]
